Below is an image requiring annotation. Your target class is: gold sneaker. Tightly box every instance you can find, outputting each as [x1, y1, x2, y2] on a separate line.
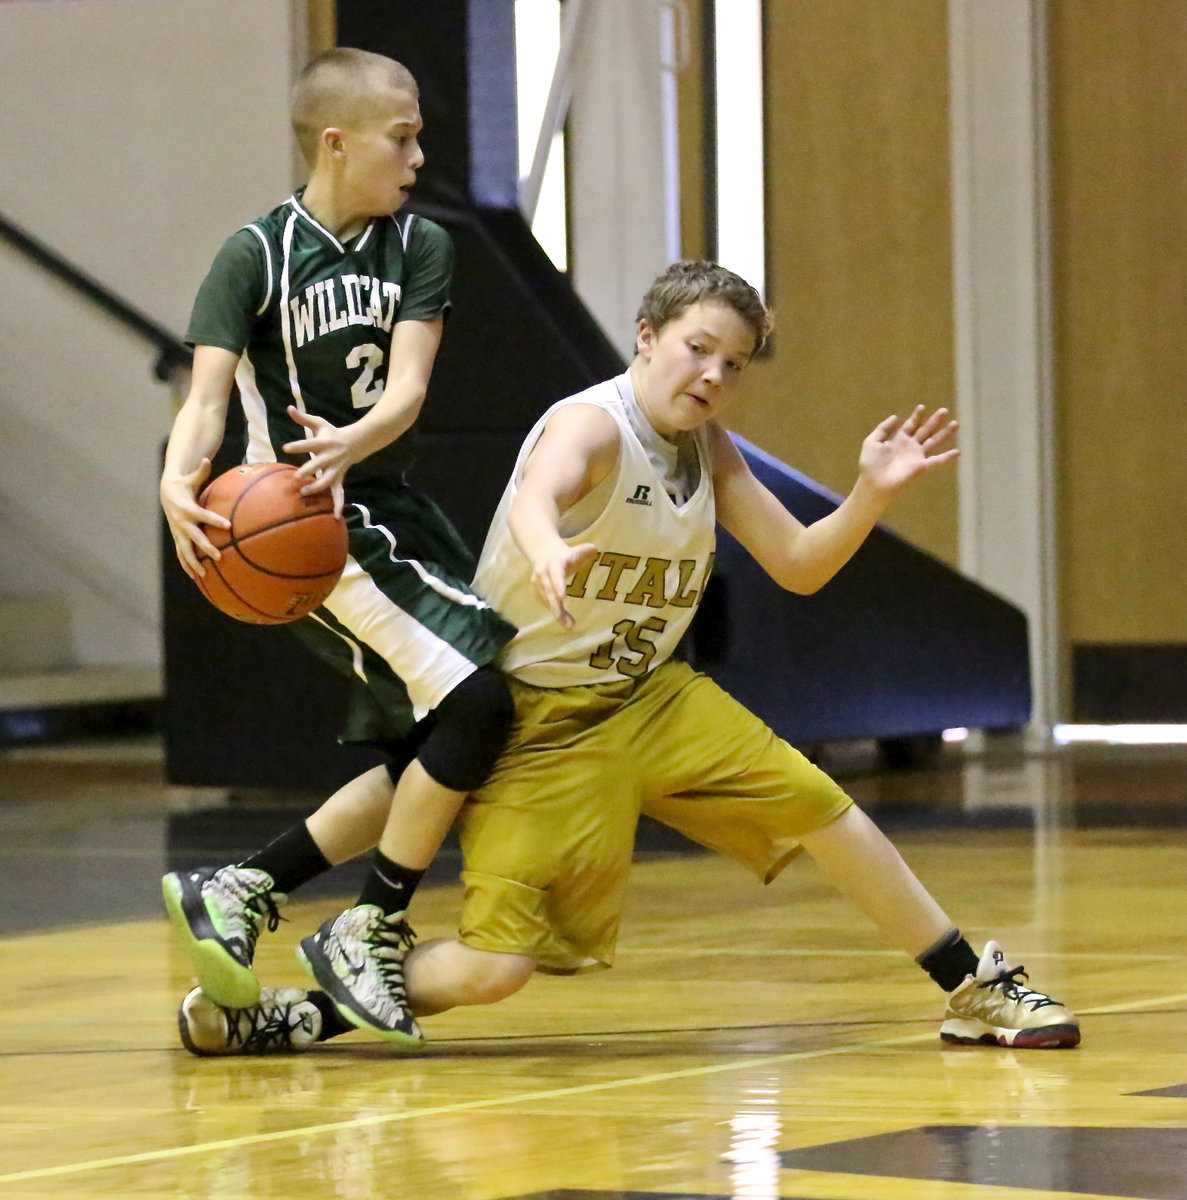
[940, 941, 1080, 1049]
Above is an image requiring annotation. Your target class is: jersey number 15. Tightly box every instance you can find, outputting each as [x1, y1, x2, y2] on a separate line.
[588, 617, 668, 679]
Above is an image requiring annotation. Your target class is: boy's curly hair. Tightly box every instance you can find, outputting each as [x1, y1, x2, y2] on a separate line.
[637, 261, 773, 354]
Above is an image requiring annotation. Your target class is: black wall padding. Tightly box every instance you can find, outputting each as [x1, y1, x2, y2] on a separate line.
[690, 439, 1031, 745]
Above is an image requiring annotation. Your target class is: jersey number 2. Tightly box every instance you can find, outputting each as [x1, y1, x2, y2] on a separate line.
[346, 343, 385, 409]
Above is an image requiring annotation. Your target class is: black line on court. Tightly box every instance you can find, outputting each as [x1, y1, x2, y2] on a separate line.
[0, 1015, 934, 1059]
[8, 1006, 1186, 1060]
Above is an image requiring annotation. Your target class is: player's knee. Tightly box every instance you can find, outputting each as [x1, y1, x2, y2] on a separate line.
[406, 940, 535, 1014]
[460, 952, 535, 1005]
[417, 667, 514, 792]
[381, 716, 434, 788]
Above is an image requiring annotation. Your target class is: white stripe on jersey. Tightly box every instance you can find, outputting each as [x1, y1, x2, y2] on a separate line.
[242, 223, 275, 316]
[323, 554, 477, 715]
[350, 502, 495, 611]
[395, 212, 415, 250]
[278, 211, 313, 431]
[305, 609, 369, 682]
[234, 356, 278, 464]
[287, 193, 346, 252]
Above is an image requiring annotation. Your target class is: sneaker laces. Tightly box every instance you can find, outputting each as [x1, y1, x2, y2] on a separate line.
[211, 868, 285, 949]
[225, 994, 314, 1053]
[979, 964, 1060, 1012]
[360, 914, 417, 1024]
[248, 890, 285, 936]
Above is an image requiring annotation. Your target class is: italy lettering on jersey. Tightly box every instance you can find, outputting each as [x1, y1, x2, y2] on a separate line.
[186, 191, 453, 486]
[474, 374, 717, 687]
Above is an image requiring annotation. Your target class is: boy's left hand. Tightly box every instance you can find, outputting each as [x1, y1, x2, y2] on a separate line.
[284, 406, 356, 516]
[859, 405, 959, 494]
[531, 541, 600, 629]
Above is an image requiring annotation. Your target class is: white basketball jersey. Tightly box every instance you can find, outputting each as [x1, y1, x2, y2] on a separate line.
[475, 373, 717, 686]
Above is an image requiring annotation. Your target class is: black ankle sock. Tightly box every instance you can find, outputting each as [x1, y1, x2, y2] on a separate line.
[241, 821, 332, 896]
[917, 928, 980, 992]
[357, 849, 424, 916]
[308, 991, 354, 1041]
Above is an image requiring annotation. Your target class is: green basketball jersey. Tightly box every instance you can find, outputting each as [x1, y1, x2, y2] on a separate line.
[187, 191, 453, 486]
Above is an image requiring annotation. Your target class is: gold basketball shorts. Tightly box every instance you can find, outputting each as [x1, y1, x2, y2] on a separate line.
[456, 659, 854, 973]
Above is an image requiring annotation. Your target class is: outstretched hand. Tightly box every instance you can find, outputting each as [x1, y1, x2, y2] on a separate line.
[284, 405, 356, 515]
[859, 405, 959, 494]
[531, 541, 600, 629]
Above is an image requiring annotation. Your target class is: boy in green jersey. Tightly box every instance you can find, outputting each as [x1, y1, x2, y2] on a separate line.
[160, 48, 516, 1044]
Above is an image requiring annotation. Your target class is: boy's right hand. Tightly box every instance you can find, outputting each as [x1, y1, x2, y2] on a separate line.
[160, 457, 231, 580]
[530, 541, 599, 629]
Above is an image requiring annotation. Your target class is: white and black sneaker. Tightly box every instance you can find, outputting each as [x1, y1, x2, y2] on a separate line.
[297, 905, 424, 1047]
[162, 866, 284, 1008]
[178, 986, 321, 1056]
[941, 941, 1080, 1049]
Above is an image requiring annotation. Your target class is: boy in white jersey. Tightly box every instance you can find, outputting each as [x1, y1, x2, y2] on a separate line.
[181, 261, 1079, 1055]
[160, 49, 516, 1046]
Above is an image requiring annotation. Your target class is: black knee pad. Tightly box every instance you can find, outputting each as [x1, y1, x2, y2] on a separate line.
[417, 667, 514, 792]
[381, 717, 435, 787]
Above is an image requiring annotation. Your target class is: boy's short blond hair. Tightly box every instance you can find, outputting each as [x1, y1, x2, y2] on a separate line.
[292, 48, 419, 165]
[637, 260, 773, 356]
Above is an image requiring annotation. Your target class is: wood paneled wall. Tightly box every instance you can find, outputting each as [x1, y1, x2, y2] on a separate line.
[1049, 0, 1187, 644]
[306, 0, 335, 56]
[322, 0, 1185, 651]
[679, 1, 958, 564]
[677, 0, 709, 264]
[675, 0, 1187, 647]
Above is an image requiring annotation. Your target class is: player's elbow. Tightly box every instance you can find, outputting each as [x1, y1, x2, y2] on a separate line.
[768, 563, 828, 595]
[786, 577, 826, 596]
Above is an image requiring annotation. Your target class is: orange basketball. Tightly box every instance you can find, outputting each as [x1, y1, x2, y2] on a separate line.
[194, 462, 348, 625]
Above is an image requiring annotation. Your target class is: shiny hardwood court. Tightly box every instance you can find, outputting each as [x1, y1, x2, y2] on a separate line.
[1, 737, 1186, 1199]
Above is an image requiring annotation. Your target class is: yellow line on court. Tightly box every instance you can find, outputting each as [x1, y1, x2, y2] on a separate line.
[1080, 991, 1187, 1015]
[0, 1025, 937, 1186]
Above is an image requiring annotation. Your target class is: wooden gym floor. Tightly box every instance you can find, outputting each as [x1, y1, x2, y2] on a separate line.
[1, 735, 1186, 1199]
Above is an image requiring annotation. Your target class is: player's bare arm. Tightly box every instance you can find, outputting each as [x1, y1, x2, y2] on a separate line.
[285, 316, 445, 508]
[713, 405, 959, 595]
[509, 403, 620, 628]
[159, 344, 238, 578]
